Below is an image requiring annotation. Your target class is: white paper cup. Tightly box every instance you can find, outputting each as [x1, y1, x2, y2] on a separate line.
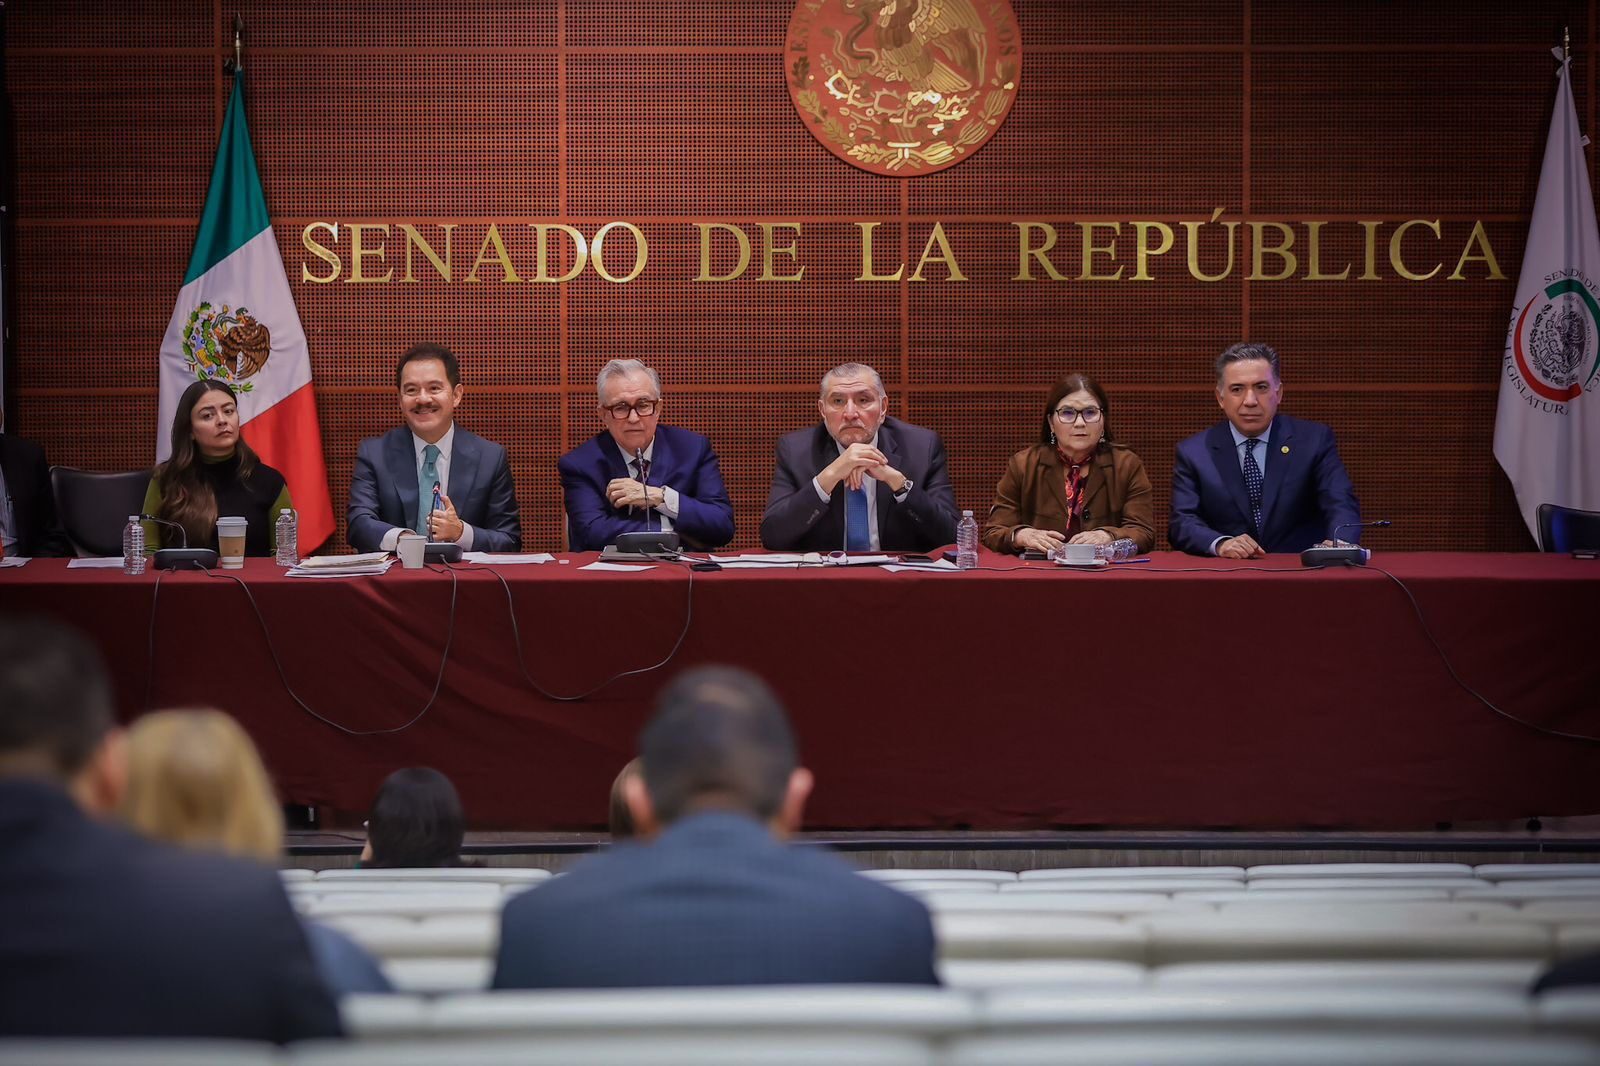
[216, 516, 248, 569]
[397, 533, 427, 570]
[1063, 542, 1099, 565]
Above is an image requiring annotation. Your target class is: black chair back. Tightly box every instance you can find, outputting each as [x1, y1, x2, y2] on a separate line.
[1537, 502, 1600, 552]
[50, 467, 152, 557]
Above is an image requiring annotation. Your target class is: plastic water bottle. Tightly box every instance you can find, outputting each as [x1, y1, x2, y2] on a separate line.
[275, 508, 299, 566]
[1096, 537, 1139, 562]
[122, 516, 146, 575]
[955, 510, 979, 570]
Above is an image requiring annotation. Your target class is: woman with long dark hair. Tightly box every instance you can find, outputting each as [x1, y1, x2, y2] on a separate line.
[361, 767, 471, 868]
[140, 379, 291, 555]
[981, 373, 1156, 555]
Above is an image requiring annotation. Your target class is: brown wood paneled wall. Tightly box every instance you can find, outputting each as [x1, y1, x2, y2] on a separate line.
[6, 1, 1590, 551]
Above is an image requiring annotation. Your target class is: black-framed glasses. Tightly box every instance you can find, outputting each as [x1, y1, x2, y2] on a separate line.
[604, 400, 658, 420]
[1053, 405, 1102, 424]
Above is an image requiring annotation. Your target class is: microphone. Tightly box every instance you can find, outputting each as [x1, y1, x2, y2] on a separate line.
[140, 514, 218, 570]
[428, 482, 443, 542]
[139, 513, 188, 548]
[634, 447, 646, 526]
[1332, 519, 1391, 542]
[1302, 519, 1392, 568]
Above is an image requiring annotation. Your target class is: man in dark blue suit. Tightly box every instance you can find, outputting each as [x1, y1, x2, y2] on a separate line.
[559, 359, 734, 551]
[0, 618, 341, 1042]
[1169, 342, 1360, 557]
[347, 342, 521, 553]
[493, 666, 939, 989]
[761, 363, 958, 552]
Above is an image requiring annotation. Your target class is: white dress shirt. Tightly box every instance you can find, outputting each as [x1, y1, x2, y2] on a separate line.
[1209, 419, 1274, 555]
[809, 432, 911, 552]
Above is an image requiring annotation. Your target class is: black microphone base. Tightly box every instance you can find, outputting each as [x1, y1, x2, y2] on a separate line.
[423, 543, 464, 564]
[612, 531, 681, 555]
[152, 548, 219, 571]
[1301, 545, 1371, 568]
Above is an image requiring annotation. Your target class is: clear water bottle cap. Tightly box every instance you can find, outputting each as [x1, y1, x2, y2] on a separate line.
[962, 509, 974, 517]
[127, 515, 140, 522]
[281, 509, 293, 515]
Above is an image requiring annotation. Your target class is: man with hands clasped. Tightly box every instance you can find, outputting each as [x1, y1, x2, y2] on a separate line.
[760, 362, 957, 553]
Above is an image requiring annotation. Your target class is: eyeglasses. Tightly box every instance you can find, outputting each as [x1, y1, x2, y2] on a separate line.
[1053, 405, 1102, 424]
[604, 400, 658, 420]
[824, 393, 882, 411]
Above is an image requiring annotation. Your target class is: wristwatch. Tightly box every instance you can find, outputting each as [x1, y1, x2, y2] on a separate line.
[895, 477, 913, 498]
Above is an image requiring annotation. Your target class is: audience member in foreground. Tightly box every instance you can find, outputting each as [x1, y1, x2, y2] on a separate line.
[0, 618, 342, 1040]
[982, 373, 1155, 555]
[361, 766, 472, 868]
[493, 665, 939, 988]
[608, 756, 643, 840]
[1534, 951, 1600, 993]
[120, 708, 391, 996]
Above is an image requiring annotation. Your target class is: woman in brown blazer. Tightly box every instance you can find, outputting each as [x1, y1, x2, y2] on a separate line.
[982, 374, 1156, 555]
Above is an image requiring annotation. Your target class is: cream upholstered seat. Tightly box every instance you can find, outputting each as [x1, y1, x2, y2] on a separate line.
[379, 957, 494, 995]
[976, 985, 1533, 1031]
[303, 894, 503, 919]
[291, 1034, 934, 1066]
[923, 891, 1209, 918]
[1140, 914, 1552, 965]
[1020, 866, 1245, 882]
[1476, 864, 1600, 881]
[1175, 889, 1451, 905]
[1243, 877, 1491, 892]
[940, 1031, 1600, 1065]
[1245, 862, 1474, 880]
[0, 1042, 278, 1066]
[1151, 959, 1543, 992]
[938, 959, 1146, 990]
[338, 995, 433, 1040]
[859, 869, 1016, 883]
[1536, 989, 1600, 1035]
[314, 868, 551, 885]
[1002, 878, 1242, 895]
[934, 914, 1146, 961]
[425, 986, 974, 1037]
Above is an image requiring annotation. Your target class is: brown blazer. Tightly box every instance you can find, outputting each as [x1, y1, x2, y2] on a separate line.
[982, 443, 1156, 554]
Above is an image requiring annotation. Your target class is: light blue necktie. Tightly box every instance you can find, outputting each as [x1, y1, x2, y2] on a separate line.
[418, 444, 440, 532]
[1242, 437, 1264, 534]
[846, 485, 871, 551]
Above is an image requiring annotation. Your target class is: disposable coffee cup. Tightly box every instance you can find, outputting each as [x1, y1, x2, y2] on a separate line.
[396, 533, 427, 570]
[216, 516, 248, 569]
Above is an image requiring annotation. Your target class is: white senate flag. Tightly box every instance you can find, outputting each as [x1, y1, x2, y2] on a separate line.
[1495, 47, 1600, 543]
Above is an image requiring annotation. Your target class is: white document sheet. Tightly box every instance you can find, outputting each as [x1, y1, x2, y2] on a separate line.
[0, 557, 30, 568]
[67, 558, 127, 569]
[463, 552, 554, 565]
[579, 561, 653, 573]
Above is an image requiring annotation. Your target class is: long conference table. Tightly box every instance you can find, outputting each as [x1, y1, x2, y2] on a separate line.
[4, 551, 1595, 831]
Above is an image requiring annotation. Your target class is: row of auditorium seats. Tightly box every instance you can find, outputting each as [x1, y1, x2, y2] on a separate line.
[273, 863, 1600, 995]
[4, 982, 1599, 1063]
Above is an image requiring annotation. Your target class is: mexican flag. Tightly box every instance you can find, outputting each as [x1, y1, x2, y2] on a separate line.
[1495, 47, 1600, 543]
[157, 72, 334, 549]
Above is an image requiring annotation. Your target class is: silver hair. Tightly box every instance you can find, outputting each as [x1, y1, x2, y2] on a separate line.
[819, 362, 886, 398]
[596, 358, 662, 400]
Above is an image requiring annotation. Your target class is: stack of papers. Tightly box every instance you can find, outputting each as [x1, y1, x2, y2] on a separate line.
[67, 557, 128, 569]
[0, 557, 30, 568]
[286, 552, 393, 579]
[463, 552, 554, 565]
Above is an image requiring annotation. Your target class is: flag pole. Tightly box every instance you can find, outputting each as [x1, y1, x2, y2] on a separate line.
[223, 14, 244, 75]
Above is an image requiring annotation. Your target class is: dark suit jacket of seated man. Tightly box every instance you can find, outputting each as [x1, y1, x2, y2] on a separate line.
[0, 619, 341, 1042]
[0, 416, 71, 557]
[761, 365, 958, 553]
[560, 360, 735, 551]
[1169, 343, 1360, 556]
[347, 343, 521, 553]
[492, 666, 939, 989]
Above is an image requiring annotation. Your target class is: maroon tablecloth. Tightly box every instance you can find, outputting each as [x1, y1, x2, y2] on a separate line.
[4, 552, 1594, 830]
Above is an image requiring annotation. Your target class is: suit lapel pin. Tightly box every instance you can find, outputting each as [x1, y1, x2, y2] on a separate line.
[1281, 445, 1290, 454]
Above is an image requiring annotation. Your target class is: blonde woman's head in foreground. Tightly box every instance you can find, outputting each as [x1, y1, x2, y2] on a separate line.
[120, 708, 284, 863]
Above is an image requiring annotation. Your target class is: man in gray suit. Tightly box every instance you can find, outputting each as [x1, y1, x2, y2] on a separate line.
[492, 666, 939, 989]
[347, 342, 521, 552]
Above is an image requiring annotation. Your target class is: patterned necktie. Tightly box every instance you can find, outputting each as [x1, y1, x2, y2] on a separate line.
[418, 443, 440, 532]
[634, 457, 651, 486]
[1242, 437, 1263, 534]
[846, 485, 871, 551]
